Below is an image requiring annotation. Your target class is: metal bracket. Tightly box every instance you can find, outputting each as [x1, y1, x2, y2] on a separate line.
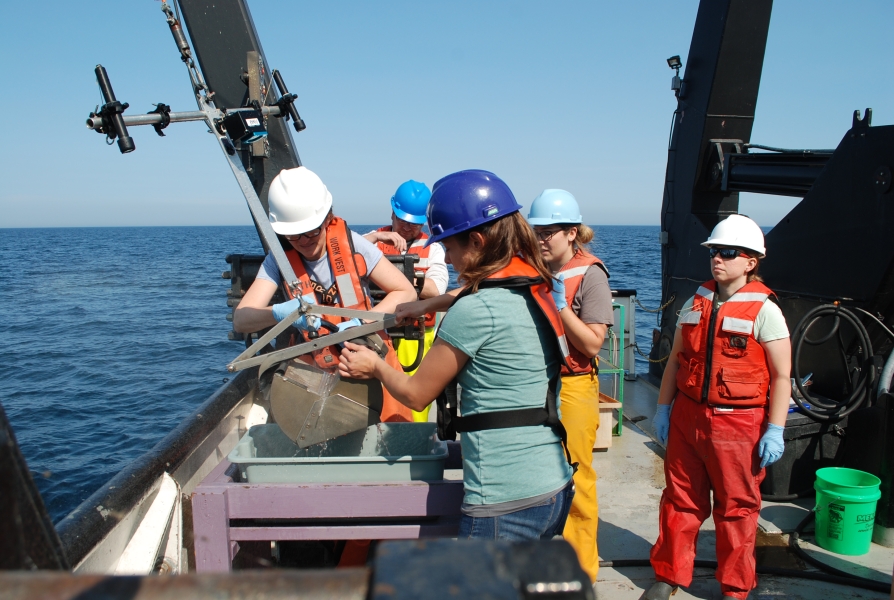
[227, 305, 396, 373]
[246, 50, 269, 158]
[853, 108, 873, 129]
[147, 103, 172, 136]
[706, 138, 745, 189]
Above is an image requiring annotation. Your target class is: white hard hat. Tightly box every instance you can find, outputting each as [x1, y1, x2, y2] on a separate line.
[267, 167, 333, 235]
[701, 214, 766, 257]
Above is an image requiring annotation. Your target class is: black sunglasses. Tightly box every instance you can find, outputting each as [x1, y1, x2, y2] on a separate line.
[708, 247, 749, 260]
[284, 225, 323, 241]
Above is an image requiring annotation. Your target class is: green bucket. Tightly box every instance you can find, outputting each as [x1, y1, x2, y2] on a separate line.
[814, 467, 881, 555]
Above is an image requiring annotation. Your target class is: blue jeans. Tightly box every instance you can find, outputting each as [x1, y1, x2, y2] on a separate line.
[458, 485, 574, 541]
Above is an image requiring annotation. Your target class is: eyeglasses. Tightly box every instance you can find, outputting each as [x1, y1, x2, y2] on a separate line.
[708, 247, 750, 260]
[395, 217, 424, 230]
[284, 226, 323, 241]
[534, 228, 565, 242]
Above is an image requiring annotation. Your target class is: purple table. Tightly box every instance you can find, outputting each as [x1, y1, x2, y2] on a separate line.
[191, 459, 464, 572]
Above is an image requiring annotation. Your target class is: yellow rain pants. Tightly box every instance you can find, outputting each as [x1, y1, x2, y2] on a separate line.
[394, 326, 437, 422]
[560, 369, 601, 583]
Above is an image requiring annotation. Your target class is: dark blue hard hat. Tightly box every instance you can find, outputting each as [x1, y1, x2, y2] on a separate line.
[425, 170, 523, 246]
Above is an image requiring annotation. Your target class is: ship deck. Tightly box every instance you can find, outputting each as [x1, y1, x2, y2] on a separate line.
[595, 377, 893, 599]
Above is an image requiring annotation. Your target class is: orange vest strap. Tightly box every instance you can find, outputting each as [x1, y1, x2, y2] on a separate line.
[375, 227, 435, 327]
[284, 217, 371, 313]
[558, 250, 608, 375]
[376, 226, 432, 260]
[459, 257, 570, 369]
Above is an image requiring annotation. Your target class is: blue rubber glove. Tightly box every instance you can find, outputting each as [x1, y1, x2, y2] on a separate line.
[551, 273, 568, 312]
[271, 297, 320, 333]
[337, 318, 363, 333]
[335, 318, 364, 348]
[653, 403, 672, 446]
[758, 423, 785, 468]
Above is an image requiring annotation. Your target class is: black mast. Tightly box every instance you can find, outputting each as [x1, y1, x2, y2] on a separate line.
[652, 0, 773, 379]
[178, 0, 302, 213]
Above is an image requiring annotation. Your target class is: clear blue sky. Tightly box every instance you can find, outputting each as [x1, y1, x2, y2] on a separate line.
[1, 1, 891, 228]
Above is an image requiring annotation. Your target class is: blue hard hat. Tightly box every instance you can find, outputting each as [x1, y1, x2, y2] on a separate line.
[527, 189, 583, 225]
[391, 180, 431, 225]
[425, 170, 523, 246]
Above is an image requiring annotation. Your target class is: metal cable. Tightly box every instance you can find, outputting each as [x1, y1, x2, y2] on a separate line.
[632, 342, 669, 363]
[851, 306, 894, 341]
[745, 143, 836, 154]
[635, 294, 675, 314]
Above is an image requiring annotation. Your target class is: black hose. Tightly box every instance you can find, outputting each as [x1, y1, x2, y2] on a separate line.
[400, 337, 425, 373]
[599, 553, 891, 594]
[788, 511, 892, 594]
[791, 304, 874, 422]
[597, 495, 892, 595]
[761, 488, 815, 503]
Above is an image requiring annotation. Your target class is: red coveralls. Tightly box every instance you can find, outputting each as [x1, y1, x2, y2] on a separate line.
[650, 280, 774, 599]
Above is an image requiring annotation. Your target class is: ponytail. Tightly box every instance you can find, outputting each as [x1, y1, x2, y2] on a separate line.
[573, 224, 594, 253]
[746, 253, 763, 283]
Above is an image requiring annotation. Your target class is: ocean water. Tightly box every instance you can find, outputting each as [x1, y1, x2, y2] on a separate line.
[1, 224, 661, 523]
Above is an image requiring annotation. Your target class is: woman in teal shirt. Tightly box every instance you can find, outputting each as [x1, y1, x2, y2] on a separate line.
[338, 169, 573, 540]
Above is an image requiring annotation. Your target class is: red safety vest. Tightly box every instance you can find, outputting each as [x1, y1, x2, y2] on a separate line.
[376, 226, 436, 328]
[675, 279, 774, 407]
[283, 216, 371, 368]
[558, 249, 609, 375]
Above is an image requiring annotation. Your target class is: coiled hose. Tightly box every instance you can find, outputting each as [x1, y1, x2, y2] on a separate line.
[791, 303, 875, 422]
[877, 334, 894, 396]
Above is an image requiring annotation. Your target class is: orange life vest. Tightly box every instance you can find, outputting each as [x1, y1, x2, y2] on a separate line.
[675, 279, 774, 407]
[282, 216, 371, 370]
[282, 216, 413, 423]
[475, 256, 571, 368]
[285, 216, 371, 316]
[558, 249, 609, 375]
[375, 226, 436, 328]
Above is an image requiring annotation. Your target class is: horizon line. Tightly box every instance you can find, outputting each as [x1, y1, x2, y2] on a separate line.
[0, 223, 662, 230]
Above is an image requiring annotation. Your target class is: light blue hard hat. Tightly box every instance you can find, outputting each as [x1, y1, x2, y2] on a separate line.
[527, 189, 583, 225]
[391, 180, 431, 225]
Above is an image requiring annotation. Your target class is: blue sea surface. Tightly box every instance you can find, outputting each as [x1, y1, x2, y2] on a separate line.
[1, 224, 661, 523]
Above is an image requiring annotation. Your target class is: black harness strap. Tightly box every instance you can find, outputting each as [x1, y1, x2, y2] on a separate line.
[453, 407, 546, 431]
[447, 376, 576, 473]
[435, 278, 578, 472]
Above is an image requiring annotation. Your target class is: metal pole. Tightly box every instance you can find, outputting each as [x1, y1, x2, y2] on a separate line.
[86, 107, 283, 131]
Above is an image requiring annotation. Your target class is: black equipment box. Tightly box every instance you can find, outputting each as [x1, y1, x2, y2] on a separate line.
[223, 109, 266, 144]
[760, 411, 847, 498]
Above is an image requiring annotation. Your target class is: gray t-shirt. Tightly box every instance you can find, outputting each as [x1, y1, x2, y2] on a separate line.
[256, 231, 383, 302]
[568, 265, 615, 326]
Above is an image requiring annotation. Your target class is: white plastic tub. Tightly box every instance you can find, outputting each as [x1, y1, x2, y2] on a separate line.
[228, 422, 448, 484]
